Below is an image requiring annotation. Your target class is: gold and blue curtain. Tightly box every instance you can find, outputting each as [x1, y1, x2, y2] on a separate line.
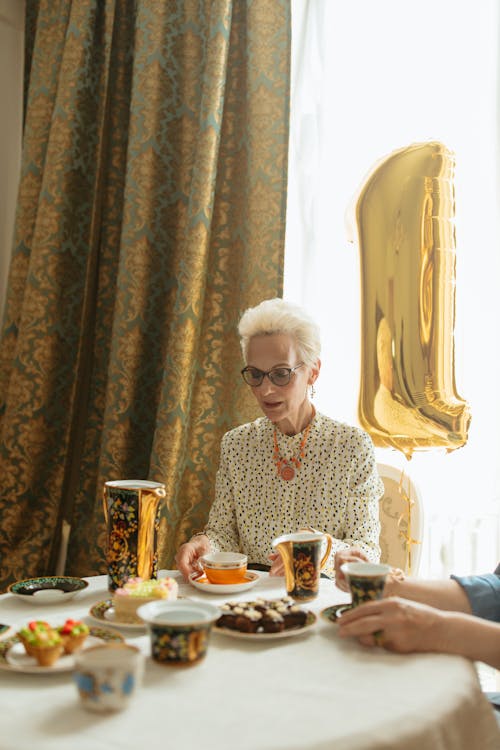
[0, 0, 290, 590]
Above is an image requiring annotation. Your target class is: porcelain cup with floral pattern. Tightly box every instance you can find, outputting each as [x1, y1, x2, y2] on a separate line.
[138, 600, 220, 667]
[199, 551, 248, 584]
[340, 562, 392, 607]
[272, 531, 333, 602]
[103, 479, 166, 592]
[74, 643, 143, 713]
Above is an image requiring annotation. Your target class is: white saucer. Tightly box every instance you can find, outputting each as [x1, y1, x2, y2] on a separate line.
[188, 571, 260, 594]
[88, 600, 147, 631]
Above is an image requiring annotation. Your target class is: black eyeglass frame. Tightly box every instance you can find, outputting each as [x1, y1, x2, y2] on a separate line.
[240, 363, 304, 387]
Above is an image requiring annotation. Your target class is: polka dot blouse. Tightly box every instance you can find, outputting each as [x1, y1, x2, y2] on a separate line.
[205, 411, 383, 578]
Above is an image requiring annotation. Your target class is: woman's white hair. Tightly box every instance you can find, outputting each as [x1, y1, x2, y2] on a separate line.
[238, 298, 321, 367]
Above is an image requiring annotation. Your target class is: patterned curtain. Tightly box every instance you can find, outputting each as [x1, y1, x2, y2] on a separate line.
[0, 0, 290, 590]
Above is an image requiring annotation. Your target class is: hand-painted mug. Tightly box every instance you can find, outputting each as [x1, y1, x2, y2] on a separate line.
[138, 600, 220, 667]
[103, 480, 166, 592]
[340, 562, 392, 607]
[272, 531, 333, 601]
[74, 643, 143, 713]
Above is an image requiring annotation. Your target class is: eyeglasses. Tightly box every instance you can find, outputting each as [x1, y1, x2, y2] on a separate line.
[240, 363, 304, 387]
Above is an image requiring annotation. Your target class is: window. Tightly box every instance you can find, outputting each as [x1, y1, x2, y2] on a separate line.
[286, 0, 500, 577]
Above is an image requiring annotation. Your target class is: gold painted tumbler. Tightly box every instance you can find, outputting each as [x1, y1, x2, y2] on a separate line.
[103, 480, 166, 592]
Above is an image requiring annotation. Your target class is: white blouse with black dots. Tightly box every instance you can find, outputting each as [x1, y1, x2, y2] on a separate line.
[204, 411, 383, 579]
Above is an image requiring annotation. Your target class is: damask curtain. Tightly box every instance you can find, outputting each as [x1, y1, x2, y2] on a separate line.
[0, 0, 290, 590]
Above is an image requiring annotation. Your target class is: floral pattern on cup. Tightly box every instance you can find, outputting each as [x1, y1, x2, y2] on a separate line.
[74, 643, 143, 713]
[151, 624, 210, 665]
[138, 600, 220, 667]
[340, 563, 392, 608]
[103, 481, 165, 591]
[273, 532, 333, 602]
[291, 545, 321, 599]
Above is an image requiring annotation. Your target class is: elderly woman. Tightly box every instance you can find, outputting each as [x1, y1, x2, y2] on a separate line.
[175, 298, 384, 580]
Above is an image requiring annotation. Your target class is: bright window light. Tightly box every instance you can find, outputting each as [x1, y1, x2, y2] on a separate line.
[285, 0, 500, 576]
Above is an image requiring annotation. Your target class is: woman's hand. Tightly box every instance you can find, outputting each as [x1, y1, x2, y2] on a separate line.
[268, 551, 285, 576]
[337, 596, 446, 654]
[174, 535, 211, 581]
[334, 547, 369, 591]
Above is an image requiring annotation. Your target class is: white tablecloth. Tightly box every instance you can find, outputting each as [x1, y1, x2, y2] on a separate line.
[0, 571, 498, 750]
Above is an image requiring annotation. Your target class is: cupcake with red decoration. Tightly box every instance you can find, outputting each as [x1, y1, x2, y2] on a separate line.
[58, 619, 90, 654]
[17, 621, 63, 666]
[17, 620, 51, 656]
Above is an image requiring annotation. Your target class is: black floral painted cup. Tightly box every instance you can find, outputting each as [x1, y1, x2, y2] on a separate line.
[103, 480, 166, 592]
[138, 601, 220, 667]
[272, 531, 333, 602]
[340, 562, 392, 607]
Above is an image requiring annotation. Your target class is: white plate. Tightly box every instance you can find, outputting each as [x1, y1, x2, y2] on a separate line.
[188, 571, 260, 595]
[0, 624, 14, 641]
[213, 611, 317, 640]
[0, 628, 124, 674]
[88, 600, 147, 632]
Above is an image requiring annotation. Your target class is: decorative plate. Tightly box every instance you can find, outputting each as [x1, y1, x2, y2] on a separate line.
[0, 624, 13, 640]
[213, 611, 317, 640]
[188, 571, 260, 595]
[88, 600, 148, 631]
[7, 576, 89, 604]
[0, 627, 123, 674]
[320, 603, 352, 624]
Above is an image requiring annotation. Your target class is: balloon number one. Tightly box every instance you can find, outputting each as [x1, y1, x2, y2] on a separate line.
[348, 141, 471, 459]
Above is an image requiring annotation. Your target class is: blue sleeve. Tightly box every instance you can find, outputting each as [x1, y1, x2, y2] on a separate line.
[450, 564, 500, 622]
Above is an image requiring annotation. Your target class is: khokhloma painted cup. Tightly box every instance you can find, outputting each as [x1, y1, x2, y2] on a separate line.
[138, 600, 220, 667]
[74, 643, 143, 713]
[340, 562, 392, 607]
[272, 531, 333, 602]
[103, 479, 166, 592]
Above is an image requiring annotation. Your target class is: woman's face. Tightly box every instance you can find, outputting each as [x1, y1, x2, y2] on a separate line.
[245, 333, 319, 434]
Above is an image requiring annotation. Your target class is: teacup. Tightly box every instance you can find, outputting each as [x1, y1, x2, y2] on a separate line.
[340, 562, 392, 607]
[272, 531, 333, 601]
[199, 552, 248, 584]
[138, 600, 220, 667]
[74, 643, 143, 713]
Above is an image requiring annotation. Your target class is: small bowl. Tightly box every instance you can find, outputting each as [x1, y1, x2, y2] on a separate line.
[199, 552, 248, 585]
[8, 576, 89, 604]
[138, 600, 220, 667]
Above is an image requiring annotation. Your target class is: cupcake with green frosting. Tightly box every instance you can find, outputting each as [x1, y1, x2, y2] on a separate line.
[17, 621, 63, 666]
[58, 619, 90, 654]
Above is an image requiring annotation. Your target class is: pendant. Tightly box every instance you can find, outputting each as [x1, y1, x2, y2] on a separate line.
[280, 464, 295, 481]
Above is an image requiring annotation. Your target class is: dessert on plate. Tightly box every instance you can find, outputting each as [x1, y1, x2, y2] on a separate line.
[58, 618, 90, 653]
[17, 621, 64, 666]
[113, 576, 179, 624]
[216, 597, 308, 634]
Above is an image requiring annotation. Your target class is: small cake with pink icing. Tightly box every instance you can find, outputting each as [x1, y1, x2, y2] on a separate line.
[113, 577, 178, 624]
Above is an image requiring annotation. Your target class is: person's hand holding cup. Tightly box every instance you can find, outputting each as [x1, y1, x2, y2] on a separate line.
[339, 561, 391, 644]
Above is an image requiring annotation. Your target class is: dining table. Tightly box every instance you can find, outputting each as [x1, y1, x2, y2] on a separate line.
[0, 570, 499, 750]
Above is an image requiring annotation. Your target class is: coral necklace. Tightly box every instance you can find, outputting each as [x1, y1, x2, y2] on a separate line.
[272, 409, 315, 481]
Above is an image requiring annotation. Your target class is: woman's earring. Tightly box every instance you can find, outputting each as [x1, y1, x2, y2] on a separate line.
[310, 383, 316, 399]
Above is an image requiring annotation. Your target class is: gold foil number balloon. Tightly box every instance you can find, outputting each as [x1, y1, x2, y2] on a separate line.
[348, 141, 471, 459]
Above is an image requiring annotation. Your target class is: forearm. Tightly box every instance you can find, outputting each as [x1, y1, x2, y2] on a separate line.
[434, 611, 500, 669]
[384, 577, 472, 613]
